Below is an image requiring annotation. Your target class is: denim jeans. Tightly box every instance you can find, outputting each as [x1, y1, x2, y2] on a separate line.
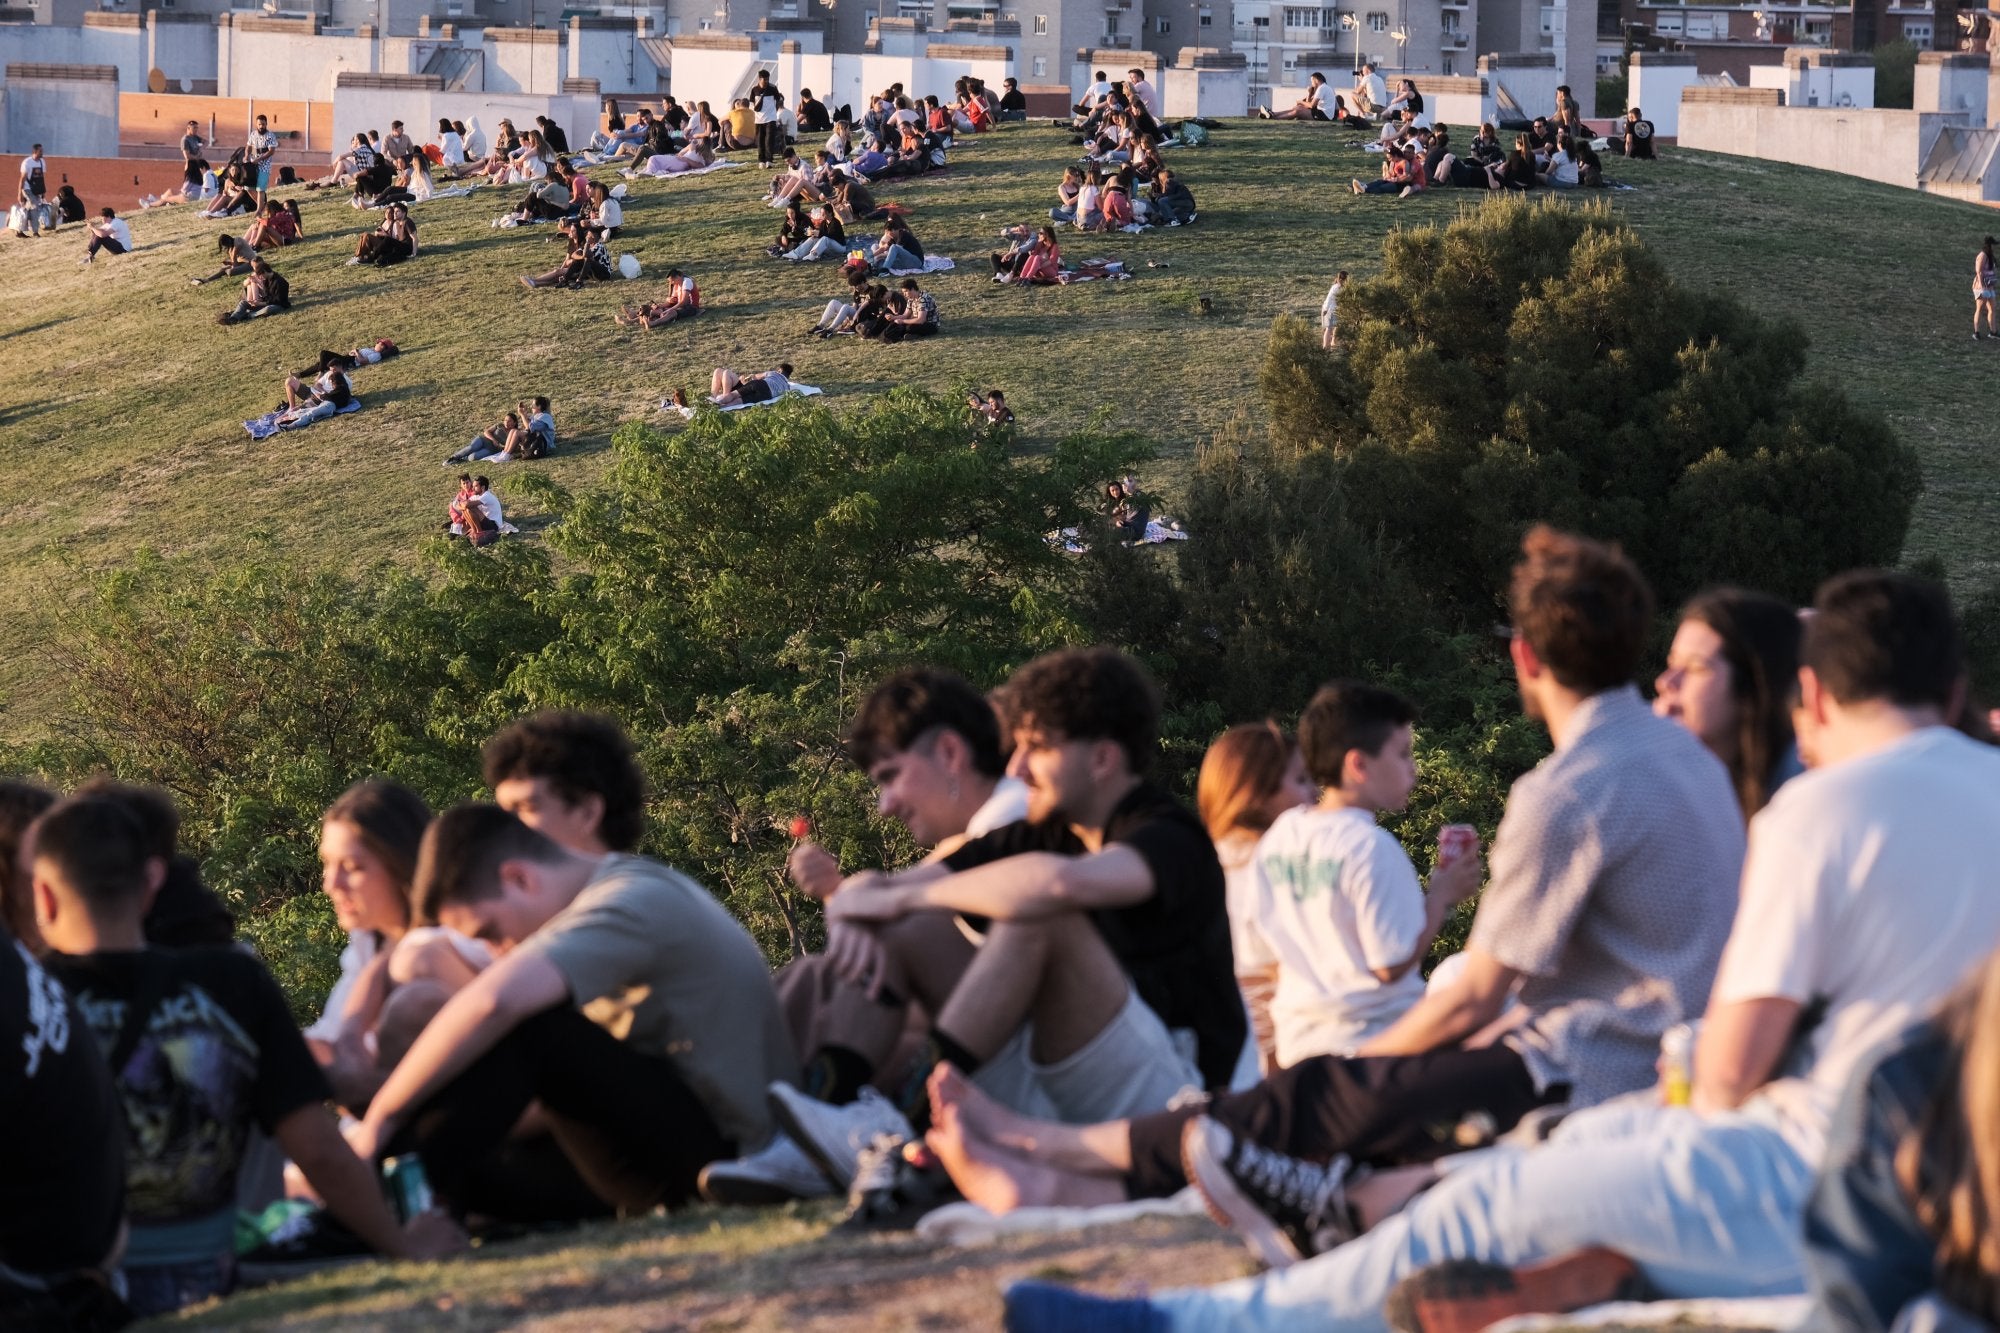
[122, 1257, 232, 1319]
[879, 243, 923, 271]
[1154, 1101, 1813, 1333]
[787, 235, 847, 261]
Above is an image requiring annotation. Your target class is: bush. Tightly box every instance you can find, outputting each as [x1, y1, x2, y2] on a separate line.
[1873, 39, 1918, 110]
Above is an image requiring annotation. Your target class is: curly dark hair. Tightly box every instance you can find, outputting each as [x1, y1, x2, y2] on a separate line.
[1003, 647, 1161, 774]
[1508, 525, 1655, 694]
[482, 712, 646, 852]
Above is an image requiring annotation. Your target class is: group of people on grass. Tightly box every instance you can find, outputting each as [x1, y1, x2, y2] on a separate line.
[10, 526, 2000, 1333]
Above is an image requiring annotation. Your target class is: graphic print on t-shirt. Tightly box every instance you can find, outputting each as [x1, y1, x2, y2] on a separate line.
[72, 977, 263, 1224]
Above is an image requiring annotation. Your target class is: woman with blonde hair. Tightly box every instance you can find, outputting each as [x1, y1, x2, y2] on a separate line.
[1196, 721, 1314, 1080]
[1804, 945, 2000, 1330]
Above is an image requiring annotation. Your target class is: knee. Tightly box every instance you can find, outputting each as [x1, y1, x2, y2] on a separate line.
[376, 979, 452, 1069]
[387, 929, 473, 988]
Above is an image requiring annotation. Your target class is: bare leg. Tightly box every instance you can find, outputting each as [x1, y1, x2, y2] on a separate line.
[284, 375, 306, 410]
[929, 1064, 1137, 1176]
[1351, 1162, 1442, 1230]
[930, 914, 1129, 1066]
[711, 368, 738, 395]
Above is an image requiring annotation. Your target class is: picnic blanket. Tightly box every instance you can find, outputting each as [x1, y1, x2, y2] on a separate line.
[915, 1187, 1206, 1246]
[365, 185, 476, 210]
[663, 383, 826, 418]
[243, 398, 362, 440]
[1049, 517, 1188, 554]
[1488, 1297, 1810, 1333]
[883, 255, 956, 277]
[1057, 260, 1132, 284]
[623, 158, 744, 181]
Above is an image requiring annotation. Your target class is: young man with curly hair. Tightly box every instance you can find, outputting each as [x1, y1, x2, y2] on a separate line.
[483, 711, 647, 855]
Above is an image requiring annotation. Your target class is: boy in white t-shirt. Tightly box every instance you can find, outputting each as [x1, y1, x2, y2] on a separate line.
[1243, 681, 1482, 1068]
[1321, 269, 1348, 349]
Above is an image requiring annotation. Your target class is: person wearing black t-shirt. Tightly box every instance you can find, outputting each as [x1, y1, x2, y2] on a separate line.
[773, 648, 1243, 1192]
[796, 89, 832, 135]
[0, 924, 126, 1330]
[27, 795, 461, 1318]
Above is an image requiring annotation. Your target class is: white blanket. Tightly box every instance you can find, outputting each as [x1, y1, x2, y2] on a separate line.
[624, 158, 743, 181]
[1488, 1297, 1810, 1333]
[663, 383, 825, 418]
[884, 255, 956, 277]
[915, 1188, 1207, 1246]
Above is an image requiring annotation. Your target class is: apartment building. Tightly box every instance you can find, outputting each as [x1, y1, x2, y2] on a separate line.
[1229, 0, 1474, 103]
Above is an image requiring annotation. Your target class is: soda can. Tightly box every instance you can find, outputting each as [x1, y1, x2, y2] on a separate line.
[383, 1153, 434, 1221]
[1436, 824, 1478, 867]
[1660, 1023, 1696, 1107]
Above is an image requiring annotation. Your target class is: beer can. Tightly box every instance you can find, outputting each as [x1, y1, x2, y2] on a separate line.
[383, 1153, 434, 1221]
[1436, 824, 1478, 867]
[1660, 1023, 1696, 1107]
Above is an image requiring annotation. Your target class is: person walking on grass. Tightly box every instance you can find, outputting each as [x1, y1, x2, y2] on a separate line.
[1975, 236, 1996, 341]
[1322, 270, 1348, 350]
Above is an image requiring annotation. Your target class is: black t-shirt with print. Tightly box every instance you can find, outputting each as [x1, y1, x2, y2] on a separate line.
[48, 946, 331, 1229]
[943, 782, 1245, 1089]
[0, 934, 125, 1275]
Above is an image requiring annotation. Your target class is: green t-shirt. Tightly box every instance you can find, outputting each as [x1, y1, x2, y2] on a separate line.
[518, 855, 798, 1149]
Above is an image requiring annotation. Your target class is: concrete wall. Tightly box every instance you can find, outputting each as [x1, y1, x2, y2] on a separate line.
[1162, 49, 1246, 117]
[330, 81, 601, 155]
[1628, 49, 1699, 137]
[3, 63, 118, 156]
[1747, 52, 1875, 109]
[1478, 52, 1553, 122]
[0, 17, 149, 93]
[568, 17, 661, 95]
[220, 22, 383, 101]
[483, 27, 566, 94]
[1915, 51, 1987, 122]
[148, 13, 219, 91]
[1678, 99, 1970, 189]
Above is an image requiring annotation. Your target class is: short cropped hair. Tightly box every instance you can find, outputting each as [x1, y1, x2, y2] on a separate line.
[847, 669, 1005, 776]
[1003, 647, 1161, 774]
[73, 778, 179, 862]
[1298, 681, 1419, 788]
[482, 712, 645, 852]
[1805, 570, 1962, 709]
[0, 780, 57, 943]
[29, 795, 153, 913]
[411, 803, 565, 923]
[1507, 525, 1655, 694]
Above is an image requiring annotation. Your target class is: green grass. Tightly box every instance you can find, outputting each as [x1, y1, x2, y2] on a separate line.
[2, 126, 1997, 740]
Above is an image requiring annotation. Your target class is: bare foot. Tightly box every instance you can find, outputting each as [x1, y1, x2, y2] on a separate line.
[929, 1064, 1041, 1155]
[926, 1094, 1074, 1213]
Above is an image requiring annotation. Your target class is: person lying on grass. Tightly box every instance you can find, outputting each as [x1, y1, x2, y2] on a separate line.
[667, 364, 795, 411]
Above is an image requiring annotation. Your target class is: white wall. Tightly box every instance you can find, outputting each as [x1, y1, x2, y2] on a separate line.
[570, 25, 655, 95]
[1162, 65, 1247, 118]
[1914, 60, 1987, 123]
[664, 45, 1012, 123]
[1678, 102, 1967, 190]
[5, 74, 119, 156]
[1629, 57, 1700, 138]
[149, 19, 219, 89]
[1748, 62, 1875, 110]
[330, 86, 601, 155]
[0, 24, 149, 92]
[484, 33, 566, 95]
[223, 29, 379, 100]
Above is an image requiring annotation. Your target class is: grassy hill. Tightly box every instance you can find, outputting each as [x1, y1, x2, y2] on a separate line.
[2, 125, 1998, 739]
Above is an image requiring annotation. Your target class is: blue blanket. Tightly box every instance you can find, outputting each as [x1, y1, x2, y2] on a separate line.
[244, 398, 362, 440]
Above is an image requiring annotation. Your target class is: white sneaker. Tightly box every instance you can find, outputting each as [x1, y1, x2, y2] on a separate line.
[698, 1133, 836, 1206]
[766, 1084, 914, 1191]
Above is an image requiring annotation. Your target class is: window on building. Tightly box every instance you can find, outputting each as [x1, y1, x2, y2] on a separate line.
[1440, 9, 1457, 31]
[1367, 10, 1387, 30]
[1284, 6, 1320, 26]
[1155, 15, 1169, 31]
[1033, 54, 1048, 74]
[1903, 18, 1931, 42]
[1033, 11, 1047, 30]
[1105, 12, 1119, 35]
[1802, 16, 1831, 41]
[1198, 3, 1212, 24]
[1684, 12, 1714, 38]
[1442, 53, 1453, 73]
[1652, 10, 1681, 33]
[1538, 5, 1553, 34]
[698, 17, 713, 29]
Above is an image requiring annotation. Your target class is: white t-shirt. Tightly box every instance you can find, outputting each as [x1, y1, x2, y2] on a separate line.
[1321, 280, 1341, 324]
[248, 129, 277, 161]
[20, 155, 43, 183]
[440, 131, 465, 163]
[753, 88, 781, 124]
[305, 927, 494, 1045]
[101, 218, 132, 249]
[1243, 805, 1427, 1067]
[597, 197, 624, 230]
[1547, 149, 1578, 185]
[1721, 727, 2000, 1164]
[1362, 71, 1388, 109]
[476, 489, 503, 525]
[967, 776, 1030, 836]
[1076, 183, 1102, 219]
[1130, 78, 1161, 120]
[1082, 80, 1113, 107]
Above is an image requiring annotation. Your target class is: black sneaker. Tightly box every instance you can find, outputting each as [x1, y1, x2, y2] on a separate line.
[1180, 1116, 1360, 1269]
[835, 1133, 960, 1233]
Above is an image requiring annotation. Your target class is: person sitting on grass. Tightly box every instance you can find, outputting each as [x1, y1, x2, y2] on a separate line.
[1102, 174, 1134, 228]
[27, 793, 462, 1319]
[447, 397, 556, 464]
[446, 476, 505, 546]
[217, 258, 289, 324]
[200, 153, 260, 219]
[1622, 106, 1655, 160]
[79, 207, 131, 264]
[277, 363, 353, 424]
[500, 158, 575, 225]
[808, 270, 874, 338]
[372, 152, 435, 209]
[245, 197, 304, 249]
[1050, 165, 1084, 224]
[640, 140, 716, 175]
[968, 388, 1015, 425]
[783, 205, 849, 262]
[1259, 71, 1331, 121]
[570, 180, 623, 239]
[833, 174, 886, 225]
[871, 214, 926, 273]
[992, 225, 1062, 285]
[521, 225, 612, 289]
[336, 795, 801, 1227]
[350, 142, 399, 205]
[769, 198, 811, 257]
[460, 119, 519, 181]
[192, 232, 258, 285]
[1352, 143, 1424, 196]
[616, 268, 701, 329]
[1148, 167, 1196, 225]
[351, 203, 418, 265]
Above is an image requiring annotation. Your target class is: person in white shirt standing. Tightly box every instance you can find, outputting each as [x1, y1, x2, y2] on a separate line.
[1243, 682, 1482, 1072]
[16, 145, 48, 236]
[1322, 269, 1348, 349]
[247, 114, 278, 208]
[1015, 568, 2000, 1333]
[750, 69, 784, 170]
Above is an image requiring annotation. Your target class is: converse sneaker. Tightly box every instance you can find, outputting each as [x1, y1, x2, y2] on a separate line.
[697, 1132, 835, 1206]
[765, 1083, 914, 1191]
[1180, 1116, 1360, 1269]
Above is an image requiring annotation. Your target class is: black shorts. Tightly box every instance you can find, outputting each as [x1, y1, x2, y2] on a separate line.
[739, 377, 774, 404]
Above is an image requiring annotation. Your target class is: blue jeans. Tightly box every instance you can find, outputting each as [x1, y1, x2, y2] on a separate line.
[122, 1257, 232, 1319]
[787, 235, 847, 261]
[879, 243, 923, 271]
[1154, 1101, 1813, 1332]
